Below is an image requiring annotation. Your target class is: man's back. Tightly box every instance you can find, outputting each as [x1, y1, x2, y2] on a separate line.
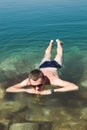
[40, 68, 60, 85]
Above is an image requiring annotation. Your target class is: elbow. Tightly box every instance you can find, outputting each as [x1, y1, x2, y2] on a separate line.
[76, 86, 79, 90]
[6, 87, 14, 92]
[6, 88, 11, 92]
[74, 85, 79, 91]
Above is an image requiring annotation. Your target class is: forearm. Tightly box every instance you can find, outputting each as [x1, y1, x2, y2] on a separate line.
[54, 85, 79, 92]
[40, 85, 79, 95]
[6, 81, 28, 93]
[6, 87, 26, 93]
[6, 78, 30, 93]
[53, 79, 79, 92]
[40, 89, 51, 95]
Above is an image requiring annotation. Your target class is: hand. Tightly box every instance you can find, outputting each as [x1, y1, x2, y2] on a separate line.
[25, 89, 40, 94]
[40, 90, 51, 95]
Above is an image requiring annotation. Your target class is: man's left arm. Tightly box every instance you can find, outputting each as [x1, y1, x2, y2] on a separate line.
[52, 78, 79, 92]
[39, 79, 79, 95]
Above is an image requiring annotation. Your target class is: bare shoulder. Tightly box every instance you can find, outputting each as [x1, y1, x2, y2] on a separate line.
[20, 78, 30, 86]
[52, 78, 69, 85]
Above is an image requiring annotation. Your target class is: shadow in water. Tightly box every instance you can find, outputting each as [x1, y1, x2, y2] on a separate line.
[60, 50, 85, 84]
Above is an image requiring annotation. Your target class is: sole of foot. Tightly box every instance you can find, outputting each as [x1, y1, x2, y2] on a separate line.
[56, 39, 64, 45]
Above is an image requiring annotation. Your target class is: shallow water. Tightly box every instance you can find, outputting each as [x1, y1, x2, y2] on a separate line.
[0, 0, 87, 129]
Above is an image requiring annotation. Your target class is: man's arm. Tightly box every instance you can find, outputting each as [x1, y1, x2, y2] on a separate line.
[52, 78, 79, 92]
[39, 79, 79, 95]
[6, 78, 30, 93]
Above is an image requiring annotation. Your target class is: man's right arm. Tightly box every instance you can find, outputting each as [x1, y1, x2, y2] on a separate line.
[6, 78, 30, 93]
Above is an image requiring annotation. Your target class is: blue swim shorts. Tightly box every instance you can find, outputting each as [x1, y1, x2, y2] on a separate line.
[39, 60, 62, 69]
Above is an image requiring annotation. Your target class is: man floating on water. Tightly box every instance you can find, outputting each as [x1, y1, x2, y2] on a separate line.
[6, 39, 78, 95]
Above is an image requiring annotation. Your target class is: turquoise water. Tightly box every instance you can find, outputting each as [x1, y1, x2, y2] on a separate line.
[0, 0, 87, 65]
[0, 0, 87, 129]
[0, 0, 87, 82]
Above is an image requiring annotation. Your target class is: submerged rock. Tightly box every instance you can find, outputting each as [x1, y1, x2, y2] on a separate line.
[0, 100, 25, 112]
[0, 83, 5, 99]
[0, 123, 6, 130]
[9, 122, 52, 130]
[80, 107, 87, 120]
[9, 123, 38, 130]
[81, 80, 87, 88]
[0, 119, 10, 130]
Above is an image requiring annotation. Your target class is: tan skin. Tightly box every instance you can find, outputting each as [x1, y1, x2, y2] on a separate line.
[6, 39, 79, 95]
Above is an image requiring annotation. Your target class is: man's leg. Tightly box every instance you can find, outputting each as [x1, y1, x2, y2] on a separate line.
[40, 40, 54, 64]
[54, 39, 63, 66]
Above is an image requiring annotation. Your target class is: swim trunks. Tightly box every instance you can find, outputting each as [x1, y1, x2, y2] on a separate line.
[39, 60, 62, 69]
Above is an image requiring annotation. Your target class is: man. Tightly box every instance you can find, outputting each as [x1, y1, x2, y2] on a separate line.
[6, 39, 78, 95]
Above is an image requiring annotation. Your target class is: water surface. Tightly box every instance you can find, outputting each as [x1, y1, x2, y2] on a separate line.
[0, 0, 87, 129]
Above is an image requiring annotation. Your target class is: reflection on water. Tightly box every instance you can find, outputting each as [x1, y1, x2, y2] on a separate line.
[0, 49, 87, 130]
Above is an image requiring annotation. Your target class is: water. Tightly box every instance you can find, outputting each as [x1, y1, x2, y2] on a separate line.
[0, 0, 87, 129]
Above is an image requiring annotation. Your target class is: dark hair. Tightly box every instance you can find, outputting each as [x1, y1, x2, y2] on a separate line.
[29, 69, 44, 81]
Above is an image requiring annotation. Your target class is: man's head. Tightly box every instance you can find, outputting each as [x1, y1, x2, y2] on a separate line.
[29, 69, 44, 81]
[29, 69, 45, 91]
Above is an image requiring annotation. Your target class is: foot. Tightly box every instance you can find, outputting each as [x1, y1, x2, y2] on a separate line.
[49, 40, 54, 48]
[50, 40, 54, 44]
[56, 39, 64, 46]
